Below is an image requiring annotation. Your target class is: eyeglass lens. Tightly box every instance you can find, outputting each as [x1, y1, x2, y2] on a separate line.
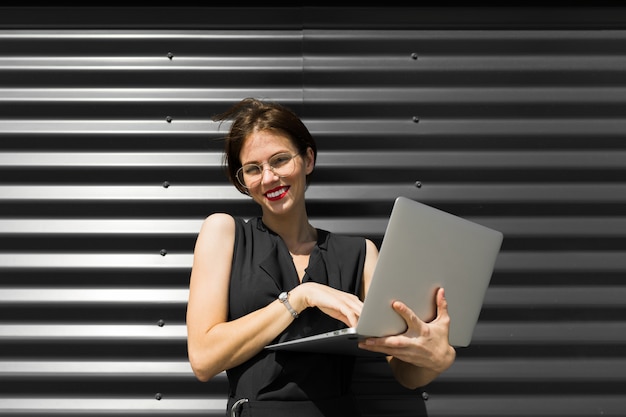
[237, 153, 297, 188]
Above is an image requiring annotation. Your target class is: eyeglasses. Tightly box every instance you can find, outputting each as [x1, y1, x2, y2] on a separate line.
[236, 152, 301, 189]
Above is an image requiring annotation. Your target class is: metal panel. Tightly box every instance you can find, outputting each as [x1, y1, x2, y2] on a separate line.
[1, 6, 626, 417]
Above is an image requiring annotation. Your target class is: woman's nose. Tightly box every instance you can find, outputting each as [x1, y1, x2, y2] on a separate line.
[260, 165, 278, 183]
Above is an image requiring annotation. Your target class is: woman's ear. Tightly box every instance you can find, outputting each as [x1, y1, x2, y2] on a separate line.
[304, 147, 315, 175]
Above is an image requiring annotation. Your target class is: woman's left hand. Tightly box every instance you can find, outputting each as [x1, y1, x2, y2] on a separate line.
[358, 287, 456, 374]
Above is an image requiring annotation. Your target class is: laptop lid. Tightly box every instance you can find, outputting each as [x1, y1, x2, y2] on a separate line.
[266, 196, 503, 354]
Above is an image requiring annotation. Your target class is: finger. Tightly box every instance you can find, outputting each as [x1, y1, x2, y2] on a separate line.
[391, 300, 423, 330]
[391, 300, 410, 319]
[435, 287, 450, 318]
[343, 307, 361, 327]
[358, 334, 410, 358]
[324, 304, 359, 328]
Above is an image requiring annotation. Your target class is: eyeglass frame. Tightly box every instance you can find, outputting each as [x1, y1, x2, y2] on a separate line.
[235, 151, 303, 189]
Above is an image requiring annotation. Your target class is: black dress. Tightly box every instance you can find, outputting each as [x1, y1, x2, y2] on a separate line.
[225, 216, 366, 417]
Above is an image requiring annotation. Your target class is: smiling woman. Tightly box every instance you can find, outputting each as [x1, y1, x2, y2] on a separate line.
[185, 98, 455, 417]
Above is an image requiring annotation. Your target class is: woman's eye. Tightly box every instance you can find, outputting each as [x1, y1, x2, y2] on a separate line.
[271, 155, 291, 167]
[244, 165, 261, 175]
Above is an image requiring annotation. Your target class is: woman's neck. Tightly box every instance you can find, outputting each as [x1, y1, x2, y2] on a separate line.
[262, 211, 317, 255]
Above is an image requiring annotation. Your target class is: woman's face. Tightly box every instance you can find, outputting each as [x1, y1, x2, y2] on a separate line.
[238, 129, 314, 215]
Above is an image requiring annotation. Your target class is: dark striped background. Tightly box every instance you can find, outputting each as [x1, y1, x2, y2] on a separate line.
[1, 7, 625, 417]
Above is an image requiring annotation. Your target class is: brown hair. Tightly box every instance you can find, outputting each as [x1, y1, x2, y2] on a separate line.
[213, 98, 318, 195]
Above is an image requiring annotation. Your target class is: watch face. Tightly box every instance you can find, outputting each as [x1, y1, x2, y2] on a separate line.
[279, 292, 287, 302]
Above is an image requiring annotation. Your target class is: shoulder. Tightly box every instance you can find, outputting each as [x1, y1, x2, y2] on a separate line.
[195, 213, 237, 246]
[201, 212, 235, 233]
[364, 238, 379, 256]
[326, 233, 379, 267]
[192, 213, 237, 263]
[323, 230, 368, 254]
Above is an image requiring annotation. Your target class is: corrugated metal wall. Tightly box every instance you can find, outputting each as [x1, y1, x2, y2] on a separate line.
[1, 6, 626, 417]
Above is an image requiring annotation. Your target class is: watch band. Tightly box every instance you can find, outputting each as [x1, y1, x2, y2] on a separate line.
[278, 291, 299, 318]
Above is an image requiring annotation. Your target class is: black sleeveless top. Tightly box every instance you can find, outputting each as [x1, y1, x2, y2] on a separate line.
[225, 216, 366, 416]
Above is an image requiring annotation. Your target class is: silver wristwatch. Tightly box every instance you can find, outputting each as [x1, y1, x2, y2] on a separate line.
[278, 291, 299, 318]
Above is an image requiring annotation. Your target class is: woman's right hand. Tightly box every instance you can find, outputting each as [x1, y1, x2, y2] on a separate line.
[290, 282, 363, 328]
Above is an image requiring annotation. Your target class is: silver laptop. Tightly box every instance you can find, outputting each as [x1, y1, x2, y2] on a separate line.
[265, 196, 503, 355]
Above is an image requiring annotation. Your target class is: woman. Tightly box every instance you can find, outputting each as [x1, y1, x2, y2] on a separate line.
[186, 98, 456, 417]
